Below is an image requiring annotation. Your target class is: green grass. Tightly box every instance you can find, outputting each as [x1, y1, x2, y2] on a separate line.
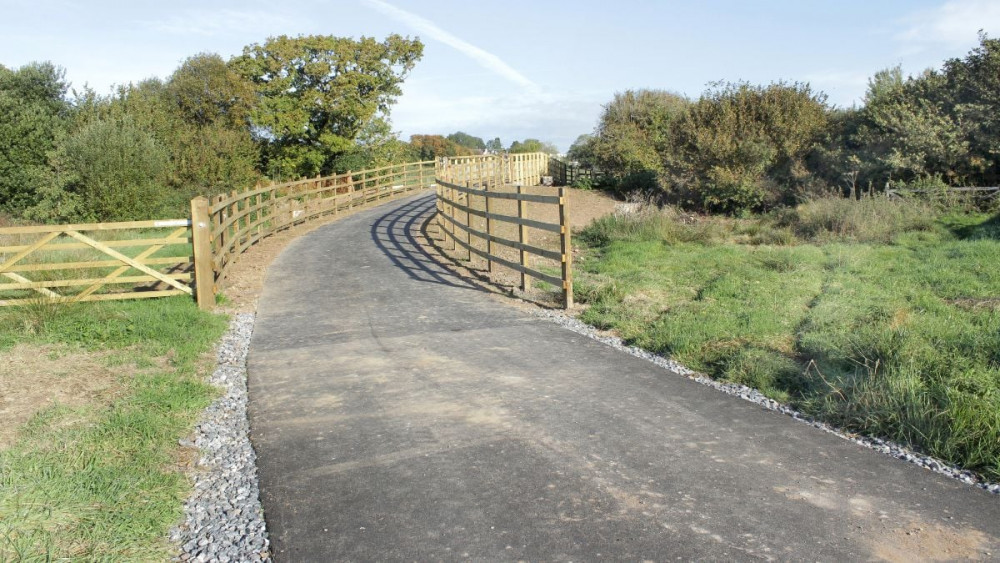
[576, 197, 1000, 480]
[0, 297, 228, 560]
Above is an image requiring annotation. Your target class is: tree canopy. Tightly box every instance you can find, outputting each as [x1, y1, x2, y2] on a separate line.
[230, 34, 423, 179]
[0, 62, 69, 213]
[446, 131, 485, 151]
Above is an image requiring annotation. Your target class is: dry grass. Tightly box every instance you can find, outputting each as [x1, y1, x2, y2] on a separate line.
[0, 344, 124, 449]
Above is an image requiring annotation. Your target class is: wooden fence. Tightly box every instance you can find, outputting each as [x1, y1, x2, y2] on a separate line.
[0, 154, 557, 308]
[434, 154, 573, 308]
[193, 160, 436, 306]
[548, 158, 605, 187]
[0, 219, 194, 306]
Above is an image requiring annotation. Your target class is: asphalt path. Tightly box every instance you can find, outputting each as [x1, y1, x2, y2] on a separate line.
[247, 192, 1000, 561]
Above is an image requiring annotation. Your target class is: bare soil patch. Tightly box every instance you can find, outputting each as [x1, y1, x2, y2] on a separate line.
[0, 343, 124, 449]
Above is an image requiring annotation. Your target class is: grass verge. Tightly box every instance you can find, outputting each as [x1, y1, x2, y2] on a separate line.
[0, 297, 228, 559]
[576, 197, 1000, 480]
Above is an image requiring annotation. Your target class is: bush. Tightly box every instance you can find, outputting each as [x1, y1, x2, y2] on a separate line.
[53, 117, 171, 221]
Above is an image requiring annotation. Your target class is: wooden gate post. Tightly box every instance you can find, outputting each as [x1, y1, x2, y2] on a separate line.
[559, 187, 573, 309]
[190, 196, 216, 309]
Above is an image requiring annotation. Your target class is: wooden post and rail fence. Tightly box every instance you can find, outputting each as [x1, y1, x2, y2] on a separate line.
[0, 153, 572, 309]
[434, 153, 573, 308]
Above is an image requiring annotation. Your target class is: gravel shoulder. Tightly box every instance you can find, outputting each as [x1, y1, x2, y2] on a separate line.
[170, 313, 270, 562]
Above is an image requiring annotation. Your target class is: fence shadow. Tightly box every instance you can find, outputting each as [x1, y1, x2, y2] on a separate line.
[369, 195, 487, 292]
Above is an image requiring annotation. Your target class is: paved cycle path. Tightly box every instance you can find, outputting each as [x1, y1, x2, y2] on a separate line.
[247, 193, 999, 561]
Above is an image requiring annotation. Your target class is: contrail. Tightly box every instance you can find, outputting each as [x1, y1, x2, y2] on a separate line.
[362, 0, 540, 92]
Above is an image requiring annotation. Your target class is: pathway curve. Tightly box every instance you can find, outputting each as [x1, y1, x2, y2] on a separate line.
[247, 193, 999, 561]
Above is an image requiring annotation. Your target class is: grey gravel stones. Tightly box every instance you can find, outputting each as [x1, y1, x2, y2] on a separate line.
[171, 313, 271, 562]
[534, 308, 1000, 496]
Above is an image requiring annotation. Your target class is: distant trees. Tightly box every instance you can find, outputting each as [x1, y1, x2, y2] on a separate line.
[446, 131, 486, 151]
[0, 34, 426, 223]
[0, 63, 69, 214]
[584, 34, 1000, 213]
[674, 82, 828, 212]
[485, 137, 503, 152]
[591, 90, 687, 177]
[409, 134, 477, 160]
[509, 138, 559, 154]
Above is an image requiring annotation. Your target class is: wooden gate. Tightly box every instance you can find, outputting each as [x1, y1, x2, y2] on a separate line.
[0, 220, 194, 306]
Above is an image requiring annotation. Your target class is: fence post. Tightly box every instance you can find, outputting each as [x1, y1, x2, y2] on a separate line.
[517, 184, 531, 292]
[559, 187, 573, 308]
[463, 174, 472, 262]
[190, 196, 215, 309]
[483, 159, 493, 274]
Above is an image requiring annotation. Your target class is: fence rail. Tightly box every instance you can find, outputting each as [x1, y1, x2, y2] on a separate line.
[0, 219, 194, 306]
[548, 158, 605, 186]
[435, 154, 572, 308]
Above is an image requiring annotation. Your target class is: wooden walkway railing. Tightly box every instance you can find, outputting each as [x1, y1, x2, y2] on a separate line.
[0, 219, 194, 306]
[435, 153, 573, 308]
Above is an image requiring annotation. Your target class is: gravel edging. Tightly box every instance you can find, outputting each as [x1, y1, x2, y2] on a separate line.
[170, 313, 271, 562]
[534, 308, 1000, 496]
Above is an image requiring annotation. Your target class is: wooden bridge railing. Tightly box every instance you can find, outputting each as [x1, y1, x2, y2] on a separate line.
[435, 153, 573, 308]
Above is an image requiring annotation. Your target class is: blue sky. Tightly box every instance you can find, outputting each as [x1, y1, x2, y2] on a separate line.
[2, 0, 998, 151]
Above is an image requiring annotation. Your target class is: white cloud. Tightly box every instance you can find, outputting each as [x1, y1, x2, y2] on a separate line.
[361, 0, 540, 93]
[148, 8, 296, 37]
[896, 0, 1000, 48]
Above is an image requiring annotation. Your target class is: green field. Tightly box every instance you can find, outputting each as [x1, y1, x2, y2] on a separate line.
[575, 197, 1000, 480]
[0, 297, 227, 559]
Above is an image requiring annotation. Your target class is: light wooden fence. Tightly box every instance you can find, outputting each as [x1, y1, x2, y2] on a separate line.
[434, 154, 573, 308]
[192, 160, 436, 306]
[0, 219, 194, 306]
[1, 154, 556, 309]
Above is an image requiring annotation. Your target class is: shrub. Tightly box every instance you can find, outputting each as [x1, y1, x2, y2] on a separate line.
[779, 196, 936, 243]
[54, 117, 171, 221]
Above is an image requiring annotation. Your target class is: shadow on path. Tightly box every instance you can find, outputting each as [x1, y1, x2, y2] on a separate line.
[369, 194, 486, 292]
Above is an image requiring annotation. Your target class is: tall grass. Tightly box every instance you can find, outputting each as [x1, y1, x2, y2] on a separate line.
[576, 196, 1000, 479]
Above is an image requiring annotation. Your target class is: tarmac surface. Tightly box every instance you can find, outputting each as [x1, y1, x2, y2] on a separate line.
[247, 193, 1000, 561]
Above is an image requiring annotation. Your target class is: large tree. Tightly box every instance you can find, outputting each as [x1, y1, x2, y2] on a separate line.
[591, 89, 688, 177]
[230, 34, 423, 178]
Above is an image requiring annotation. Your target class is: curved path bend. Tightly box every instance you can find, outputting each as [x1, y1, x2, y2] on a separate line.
[247, 193, 999, 561]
